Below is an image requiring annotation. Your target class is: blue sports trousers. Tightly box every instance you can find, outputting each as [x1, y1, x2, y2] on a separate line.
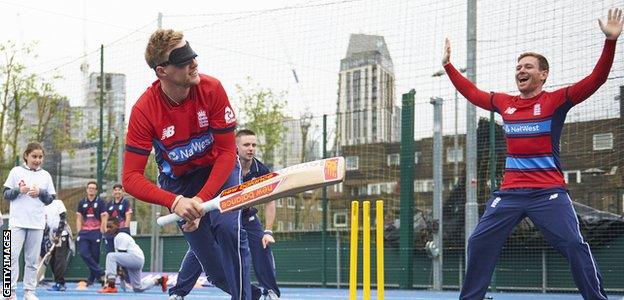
[460, 188, 607, 300]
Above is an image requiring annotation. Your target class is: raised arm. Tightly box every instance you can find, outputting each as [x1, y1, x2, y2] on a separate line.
[442, 38, 493, 111]
[567, 8, 622, 105]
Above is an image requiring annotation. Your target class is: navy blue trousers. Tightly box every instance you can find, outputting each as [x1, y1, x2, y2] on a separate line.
[161, 163, 251, 300]
[103, 227, 130, 253]
[460, 188, 607, 300]
[170, 210, 279, 298]
[76, 229, 104, 283]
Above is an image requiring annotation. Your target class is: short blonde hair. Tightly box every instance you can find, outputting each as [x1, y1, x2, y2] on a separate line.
[145, 29, 184, 69]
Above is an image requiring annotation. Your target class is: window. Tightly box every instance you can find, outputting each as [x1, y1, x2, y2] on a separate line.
[346, 156, 359, 170]
[384, 182, 397, 194]
[387, 153, 400, 166]
[446, 147, 464, 163]
[357, 186, 368, 195]
[367, 182, 397, 195]
[563, 170, 581, 184]
[414, 152, 422, 164]
[96, 75, 112, 90]
[593, 133, 613, 150]
[276, 199, 283, 208]
[334, 182, 343, 193]
[277, 221, 284, 231]
[300, 199, 305, 210]
[288, 222, 293, 231]
[317, 202, 323, 211]
[287, 197, 296, 208]
[414, 179, 434, 193]
[368, 184, 380, 195]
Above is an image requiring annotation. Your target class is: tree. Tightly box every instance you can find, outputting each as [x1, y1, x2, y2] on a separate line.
[0, 41, 37, 173]
[236, 77, 289, 167]
[6, 72, 36, 164]
[0, 40, 77, 183]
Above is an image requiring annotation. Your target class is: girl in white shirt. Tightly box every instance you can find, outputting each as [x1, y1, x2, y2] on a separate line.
[3, 142, 56, 300]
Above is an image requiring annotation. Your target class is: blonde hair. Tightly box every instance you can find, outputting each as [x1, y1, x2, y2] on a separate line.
[145, 29, 184, 69]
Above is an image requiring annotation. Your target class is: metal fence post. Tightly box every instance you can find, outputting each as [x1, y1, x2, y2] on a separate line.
[431, 97, 444, 290]
[399, 89, 415, 289]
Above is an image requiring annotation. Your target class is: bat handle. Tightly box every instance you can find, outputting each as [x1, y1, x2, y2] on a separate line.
[156, 199, 221, 226]
[156, 212, 181, 226]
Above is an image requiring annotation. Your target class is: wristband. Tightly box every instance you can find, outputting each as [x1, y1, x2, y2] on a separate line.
[171, 195, 183, 211]
[264, 230, 273, 236]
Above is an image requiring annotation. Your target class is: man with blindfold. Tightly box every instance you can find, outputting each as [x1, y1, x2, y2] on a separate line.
[122, 29, 252, 300]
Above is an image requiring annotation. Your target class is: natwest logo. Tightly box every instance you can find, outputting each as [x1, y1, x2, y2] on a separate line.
[161, 125, 175, 140]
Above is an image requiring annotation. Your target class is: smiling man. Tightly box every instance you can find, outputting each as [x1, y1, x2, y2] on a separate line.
[122, 29, 251, 300]
[443, 8, 622, 300]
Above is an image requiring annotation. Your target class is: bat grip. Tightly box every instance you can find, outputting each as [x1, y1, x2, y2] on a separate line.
[156, 212, 181, 226]
[156, 198, 221, 226]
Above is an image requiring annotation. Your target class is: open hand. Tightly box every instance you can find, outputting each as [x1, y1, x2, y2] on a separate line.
[442, 38, 451, 66]
[599, 8, 623, 40]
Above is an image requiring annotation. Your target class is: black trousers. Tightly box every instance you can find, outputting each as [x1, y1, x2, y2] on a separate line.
[49, 236, 71, 285]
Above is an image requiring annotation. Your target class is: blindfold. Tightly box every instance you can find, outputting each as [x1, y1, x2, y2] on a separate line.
[156, 41, 198, 68]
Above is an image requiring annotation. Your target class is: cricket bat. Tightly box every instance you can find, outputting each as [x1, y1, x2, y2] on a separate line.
[36, 243, 56, 284]
[157, 156, 345, 226]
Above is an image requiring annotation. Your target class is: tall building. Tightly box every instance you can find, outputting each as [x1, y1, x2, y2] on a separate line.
[62, 72, 126, 189]
[273, 118, 321, 170]
[75, 72, 126, 143]
[337, 34, 398, 147]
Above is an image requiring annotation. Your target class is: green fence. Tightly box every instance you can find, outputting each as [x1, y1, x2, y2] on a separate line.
[35, 232, 623, 292]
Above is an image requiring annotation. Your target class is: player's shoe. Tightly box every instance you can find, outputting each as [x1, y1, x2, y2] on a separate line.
[22, 291, 39, 300]
[167, 295, 185, 300]
[158, 274, 169, 292]
[47, 283, 66, 291]
[266, 290, 280, 300]
[98, 285, 118, 293]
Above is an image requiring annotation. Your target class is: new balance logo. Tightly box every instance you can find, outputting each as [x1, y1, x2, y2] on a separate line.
[549, 193, 558, 200]
[491, 197, 501, 207]
[161, 125, 175, 140]
[504, 107, 516, 115]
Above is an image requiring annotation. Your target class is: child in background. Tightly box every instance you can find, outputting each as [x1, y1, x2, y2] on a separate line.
[4, 142, 56, 300]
